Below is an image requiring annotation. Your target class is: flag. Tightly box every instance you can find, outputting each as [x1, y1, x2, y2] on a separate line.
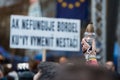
[56, 0, 89, 20]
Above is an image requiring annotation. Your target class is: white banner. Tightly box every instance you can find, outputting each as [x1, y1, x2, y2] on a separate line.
[10, 15, 80, 51]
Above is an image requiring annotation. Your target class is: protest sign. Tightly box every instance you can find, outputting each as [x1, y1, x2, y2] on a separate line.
[10, 15, 80, 51]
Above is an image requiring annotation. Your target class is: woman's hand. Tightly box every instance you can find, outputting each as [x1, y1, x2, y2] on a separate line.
[81, 38, 90, 53]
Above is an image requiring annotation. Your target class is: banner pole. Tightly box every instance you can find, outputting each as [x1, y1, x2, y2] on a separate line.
[42, 50, 46, 62]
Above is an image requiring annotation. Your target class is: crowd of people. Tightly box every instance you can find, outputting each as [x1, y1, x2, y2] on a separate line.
[0, 58, 120, 80]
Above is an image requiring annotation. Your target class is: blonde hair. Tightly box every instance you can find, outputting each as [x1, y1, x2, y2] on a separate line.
[85, 24, 94, 33]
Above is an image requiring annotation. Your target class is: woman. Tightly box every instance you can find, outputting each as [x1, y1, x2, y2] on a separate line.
[81, 23, 98, 66]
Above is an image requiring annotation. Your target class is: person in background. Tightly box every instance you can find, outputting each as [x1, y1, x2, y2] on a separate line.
[55, 63, 117, 80]
[7, 64, 18, 80]
[3, 64, 15, 80]
[34, 62, 59, 80]
[113, 26, 120, 73]
[59, 56, 68, 64]
[19, 71, 34, 80]
[81, 23, 98, 66]
[105, 61, 120, 80]
[29, 59, 39, 74]
[105, 61, 115, 71]
[28, 0, 42, 17]
[17, 62, 34, 80]
[0, 65, 7, 80]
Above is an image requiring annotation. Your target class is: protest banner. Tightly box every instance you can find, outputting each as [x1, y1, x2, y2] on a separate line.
[10, 15, 80, 60]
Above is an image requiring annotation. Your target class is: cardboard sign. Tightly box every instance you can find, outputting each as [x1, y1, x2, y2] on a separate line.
[10, 15, 80, 51]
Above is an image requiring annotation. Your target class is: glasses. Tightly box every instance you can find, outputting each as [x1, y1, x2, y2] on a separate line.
[84, 32, 96, 38]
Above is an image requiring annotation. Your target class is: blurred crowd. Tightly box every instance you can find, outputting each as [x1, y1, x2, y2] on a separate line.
[0, 57, 120, 80]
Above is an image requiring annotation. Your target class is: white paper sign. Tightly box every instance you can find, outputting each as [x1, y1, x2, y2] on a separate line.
[10, 15, 80, 51]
